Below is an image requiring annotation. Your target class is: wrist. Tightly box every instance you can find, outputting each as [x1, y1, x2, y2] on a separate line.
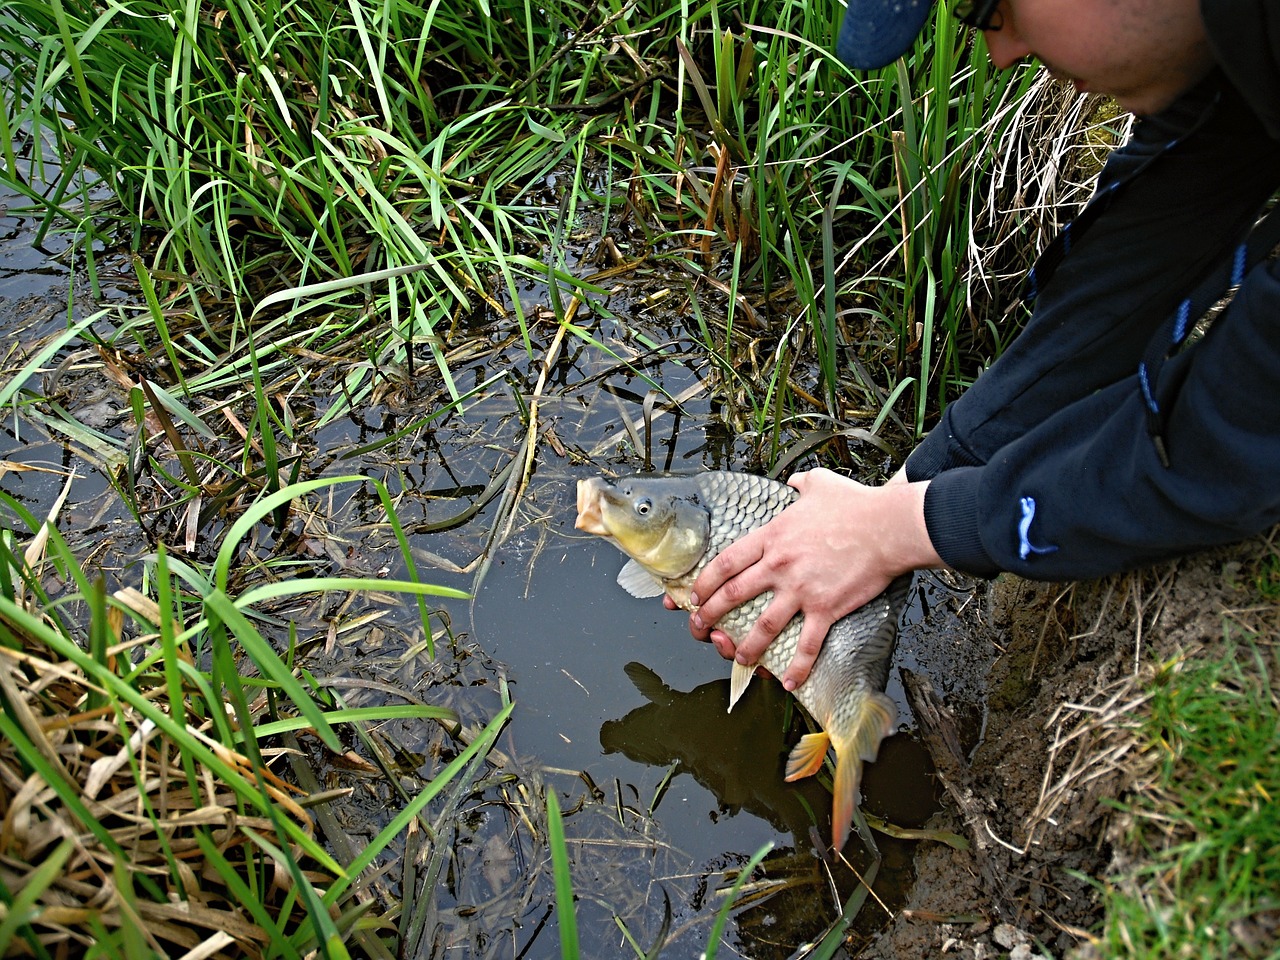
[879, 479, 945, 574]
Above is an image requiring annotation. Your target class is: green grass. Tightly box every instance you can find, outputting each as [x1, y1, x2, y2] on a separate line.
[1252, 552, 1280, 602]
[0, 467, 509, 957]
[0, 0, 1067, 452]
[1096, 634, 1280, 959]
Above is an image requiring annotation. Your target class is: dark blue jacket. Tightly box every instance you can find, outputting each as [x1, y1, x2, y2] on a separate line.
[904, 1, 1280, 578]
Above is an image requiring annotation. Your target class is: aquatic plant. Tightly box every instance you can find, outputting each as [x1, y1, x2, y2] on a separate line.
[0, 0, 1105, 446]
[0, 468, 513, 957]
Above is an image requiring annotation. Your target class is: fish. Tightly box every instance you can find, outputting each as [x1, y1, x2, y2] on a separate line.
[575, 470, 909, 852]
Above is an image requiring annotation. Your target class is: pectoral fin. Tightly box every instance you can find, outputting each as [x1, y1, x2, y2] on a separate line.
[616, 559, 666, 598]
[784, 731, 830, 781]
[727, 659, 757, 713]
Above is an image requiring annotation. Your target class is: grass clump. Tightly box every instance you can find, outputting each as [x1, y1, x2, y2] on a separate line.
[1096, 634, 1280, 959]
[0, 475, 509, 958]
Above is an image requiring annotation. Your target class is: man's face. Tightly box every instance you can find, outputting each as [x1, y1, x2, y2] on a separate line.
[979, 0, 1215, 115]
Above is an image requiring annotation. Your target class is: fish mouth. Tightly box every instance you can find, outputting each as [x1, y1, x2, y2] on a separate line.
[575, 478, 610, 535]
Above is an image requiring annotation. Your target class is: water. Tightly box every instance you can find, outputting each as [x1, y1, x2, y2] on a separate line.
[0, 180, 993, 957]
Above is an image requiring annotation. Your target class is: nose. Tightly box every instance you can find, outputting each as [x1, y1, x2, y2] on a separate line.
[982, 21, 1032, 70]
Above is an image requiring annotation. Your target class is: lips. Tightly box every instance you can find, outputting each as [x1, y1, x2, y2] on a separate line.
[574, 478, 610, 535]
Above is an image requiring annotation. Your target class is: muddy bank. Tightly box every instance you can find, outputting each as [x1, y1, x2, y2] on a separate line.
[863, 535, 1276, 960]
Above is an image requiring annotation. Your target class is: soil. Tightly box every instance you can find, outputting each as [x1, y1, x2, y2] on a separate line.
[860, 533, 1278, 960]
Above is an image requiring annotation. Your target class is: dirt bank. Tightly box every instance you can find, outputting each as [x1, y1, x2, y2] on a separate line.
[863, 533, 1278, 959]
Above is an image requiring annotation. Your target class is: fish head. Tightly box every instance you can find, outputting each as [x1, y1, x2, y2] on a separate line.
[575, 475, 711, 579]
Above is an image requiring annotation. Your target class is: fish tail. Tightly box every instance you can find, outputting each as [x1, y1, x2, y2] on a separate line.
[829, 690, 896, 851]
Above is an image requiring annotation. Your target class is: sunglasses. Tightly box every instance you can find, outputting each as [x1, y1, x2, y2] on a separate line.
[952, 0, 1003, 31]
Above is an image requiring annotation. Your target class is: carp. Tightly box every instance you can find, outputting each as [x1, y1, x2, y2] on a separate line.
[576, 471, 908, 851]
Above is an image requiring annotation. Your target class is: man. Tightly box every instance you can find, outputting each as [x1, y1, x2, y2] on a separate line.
[675, 0, 1280, 690]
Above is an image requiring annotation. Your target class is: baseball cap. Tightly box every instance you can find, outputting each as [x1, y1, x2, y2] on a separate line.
[836, 0, 934, 70]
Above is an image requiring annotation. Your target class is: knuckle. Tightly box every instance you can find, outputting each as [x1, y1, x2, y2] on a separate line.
[710, 548, 739, 575]
[704, 554, 726, 579]
[797, 624, 829, 657]
[720, 577, 748, 604]
[754, 610, 782, 636]
[767, 553, 793, 573]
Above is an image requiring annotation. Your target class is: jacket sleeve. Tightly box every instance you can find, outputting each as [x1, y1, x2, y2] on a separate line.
[916, 256, 1280, 580]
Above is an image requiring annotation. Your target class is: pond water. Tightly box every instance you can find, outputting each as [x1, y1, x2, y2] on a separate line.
[0, 179, 994, 958]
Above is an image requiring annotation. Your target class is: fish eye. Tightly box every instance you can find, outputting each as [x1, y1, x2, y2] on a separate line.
[635, 498, 652, 516]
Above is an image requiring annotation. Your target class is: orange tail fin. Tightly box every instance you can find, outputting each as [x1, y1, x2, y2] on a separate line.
[829, 691, 896, 851]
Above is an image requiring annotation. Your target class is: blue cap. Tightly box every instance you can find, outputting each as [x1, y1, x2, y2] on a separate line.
[836, 0, 934, 70]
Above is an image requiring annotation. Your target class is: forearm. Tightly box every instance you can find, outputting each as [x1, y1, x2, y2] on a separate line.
[921, 264, 1280, 579]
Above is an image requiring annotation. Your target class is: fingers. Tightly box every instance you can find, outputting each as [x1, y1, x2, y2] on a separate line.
[690, 555, 773, 643]
[733, 597, 830, 690]
[709, 629, 736, 661]
[708, 631, 773, 680]
[786, 466, 834, 494]
[688, 609, 712, 642]
[714, 594, 828, 691]
[689, 530, 765, 612]
[782, 615, 831, 690]
[729, 595, 799, 666]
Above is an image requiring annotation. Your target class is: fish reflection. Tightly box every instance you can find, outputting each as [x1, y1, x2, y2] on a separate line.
[600, 661, 838, 844]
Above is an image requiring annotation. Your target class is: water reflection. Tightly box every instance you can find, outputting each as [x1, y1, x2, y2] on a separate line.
[598, 657, 944, 955]
[601, 662, 833, 844]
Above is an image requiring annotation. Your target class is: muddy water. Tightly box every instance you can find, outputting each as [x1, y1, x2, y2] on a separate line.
[0, 183, 993, 957]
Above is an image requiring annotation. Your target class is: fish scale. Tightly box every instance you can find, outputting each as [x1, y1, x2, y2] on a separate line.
[575, 470, 909, 851]
[688, 473, 900, 736]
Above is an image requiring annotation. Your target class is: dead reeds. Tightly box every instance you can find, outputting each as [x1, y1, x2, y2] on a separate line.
[0, 595, 334, 958]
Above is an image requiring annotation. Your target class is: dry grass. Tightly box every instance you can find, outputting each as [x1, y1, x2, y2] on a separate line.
[0, 606, 335, 958]
[976, 76, 1132, 281]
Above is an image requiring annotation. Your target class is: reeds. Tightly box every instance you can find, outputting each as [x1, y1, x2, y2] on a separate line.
[0, 0, 1105, 451]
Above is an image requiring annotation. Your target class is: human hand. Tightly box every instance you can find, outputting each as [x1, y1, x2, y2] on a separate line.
[663, 591, 740, 662]
[684, 467, 940, 690]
